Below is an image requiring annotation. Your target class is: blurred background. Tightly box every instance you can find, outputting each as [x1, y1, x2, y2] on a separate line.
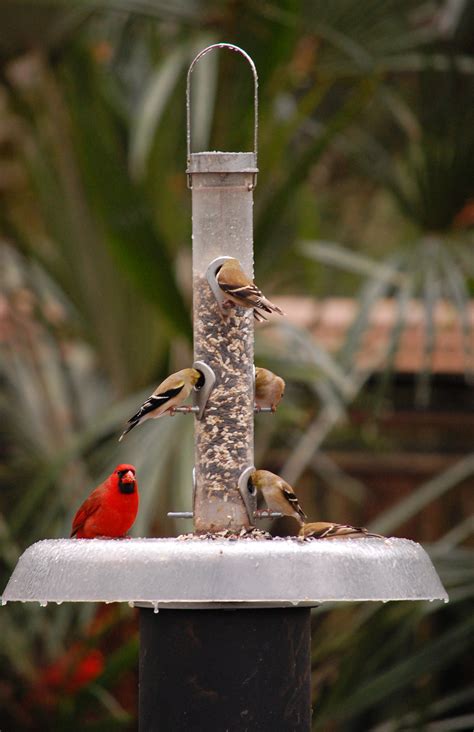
[1, 1, 473, 729]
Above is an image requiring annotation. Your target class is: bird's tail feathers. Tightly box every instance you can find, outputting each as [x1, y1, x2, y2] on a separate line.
[258, 296, 285, 317]
[118, 420, 139, 442]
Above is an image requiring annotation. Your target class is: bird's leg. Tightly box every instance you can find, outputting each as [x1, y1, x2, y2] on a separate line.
[271, 405, 276, 413]
[168, 407, 177, 416]
[254, 404, 261, 413]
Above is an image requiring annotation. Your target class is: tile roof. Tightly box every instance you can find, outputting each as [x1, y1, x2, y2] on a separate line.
[273, 297, 474, 374]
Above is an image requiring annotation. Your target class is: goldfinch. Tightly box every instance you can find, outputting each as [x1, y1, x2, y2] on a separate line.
[216, 258, 284, 322]
[119, 368, 202, 441]
[300, 522, 384, 540]
[255, 367, 285, 411]
[249, 469, 307, 524]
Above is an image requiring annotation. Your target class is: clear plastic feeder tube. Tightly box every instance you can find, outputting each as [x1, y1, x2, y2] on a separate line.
[187, 45, 258, 531]
[190, 154, 257, 531]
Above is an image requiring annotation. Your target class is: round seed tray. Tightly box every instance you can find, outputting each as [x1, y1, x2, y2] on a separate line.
[2, 537, 447, 609]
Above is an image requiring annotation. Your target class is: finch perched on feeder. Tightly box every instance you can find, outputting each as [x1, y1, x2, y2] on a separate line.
[299, 522, 384, 540]
[216, 258, 284, 322]
[119, 367, 203, 441]
[255, 367, 285, 411]
[249, 469, 307, 524]
[71, 464, 138, 539]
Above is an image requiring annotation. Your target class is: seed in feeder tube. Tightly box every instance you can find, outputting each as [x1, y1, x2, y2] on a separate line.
[194, 277, 253, 507]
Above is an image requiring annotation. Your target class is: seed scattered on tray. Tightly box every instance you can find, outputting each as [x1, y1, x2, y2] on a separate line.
[178, 527, 272, 541]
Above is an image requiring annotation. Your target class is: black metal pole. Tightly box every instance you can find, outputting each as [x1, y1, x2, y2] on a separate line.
[139, 607, 311, 731]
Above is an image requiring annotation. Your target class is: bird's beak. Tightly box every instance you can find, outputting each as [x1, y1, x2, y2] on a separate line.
[121, 470, 135, 484]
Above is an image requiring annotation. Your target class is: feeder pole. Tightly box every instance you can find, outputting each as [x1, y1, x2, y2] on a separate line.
[139, 606, 311, 731]
[188, 44, 258, 532]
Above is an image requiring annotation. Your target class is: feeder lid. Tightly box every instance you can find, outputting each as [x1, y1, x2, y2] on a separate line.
[186, 151, 258, 175]
[2, 537, 447, 609]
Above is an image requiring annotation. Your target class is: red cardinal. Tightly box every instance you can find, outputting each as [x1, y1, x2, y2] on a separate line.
[71, 464, 139, 539]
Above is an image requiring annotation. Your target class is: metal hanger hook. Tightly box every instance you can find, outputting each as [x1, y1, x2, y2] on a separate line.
[186, 43, 258, 161]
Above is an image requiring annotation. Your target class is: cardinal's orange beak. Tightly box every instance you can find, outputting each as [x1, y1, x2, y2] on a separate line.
[121, 470, 135, 484]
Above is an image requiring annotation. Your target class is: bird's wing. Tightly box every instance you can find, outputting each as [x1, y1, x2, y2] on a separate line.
[218, 267, 284, 317]
[303, 522, 382, 539]
[71, 490, 102, 537]
[281, 482, 307, 520]
[219, 277, 265, 306]
[126, 385, 184, 424]
[217, 265, 266, 305]
[324, 524, 383, 538]
[313, 523, 348, 538]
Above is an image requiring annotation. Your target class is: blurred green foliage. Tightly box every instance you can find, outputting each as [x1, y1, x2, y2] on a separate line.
[1, 1, 473, 729]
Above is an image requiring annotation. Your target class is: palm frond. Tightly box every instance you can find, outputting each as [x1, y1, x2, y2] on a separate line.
[369, 453, 474, 534]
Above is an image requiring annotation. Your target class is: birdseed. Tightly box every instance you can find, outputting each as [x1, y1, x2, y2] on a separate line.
[178, 527, 272, 541]
[193, 275, 254, 531]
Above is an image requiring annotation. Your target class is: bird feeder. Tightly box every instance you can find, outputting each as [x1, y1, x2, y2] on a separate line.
[2, 44, 448, 732]
[188, 44, 258, 532]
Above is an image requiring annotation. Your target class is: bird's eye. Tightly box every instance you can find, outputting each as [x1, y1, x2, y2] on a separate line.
[247, 478, 256, 496]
